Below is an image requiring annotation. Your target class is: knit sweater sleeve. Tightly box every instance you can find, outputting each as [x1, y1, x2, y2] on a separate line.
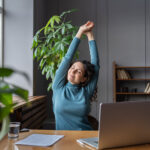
[52, 37, 80, 89]
[85, 40, 100, 98]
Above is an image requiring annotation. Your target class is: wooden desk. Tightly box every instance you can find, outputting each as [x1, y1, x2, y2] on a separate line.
[0, 130, 150, 150]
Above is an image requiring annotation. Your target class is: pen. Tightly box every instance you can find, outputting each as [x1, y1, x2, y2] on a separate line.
[20, 128, 30, 132]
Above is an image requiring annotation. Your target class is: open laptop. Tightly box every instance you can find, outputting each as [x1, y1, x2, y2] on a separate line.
[77, 101, 150, 149]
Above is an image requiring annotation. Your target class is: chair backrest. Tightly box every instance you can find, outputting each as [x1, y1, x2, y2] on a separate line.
[88, 115, 98, 130]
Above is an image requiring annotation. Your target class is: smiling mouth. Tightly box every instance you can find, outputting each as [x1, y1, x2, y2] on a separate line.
[70, 75, 74, 79]
[68, 73, 75, 79]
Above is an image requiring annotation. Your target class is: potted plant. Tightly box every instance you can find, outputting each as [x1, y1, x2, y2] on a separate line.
[31, 9, 79, 91]
[0, 67, 29, 140]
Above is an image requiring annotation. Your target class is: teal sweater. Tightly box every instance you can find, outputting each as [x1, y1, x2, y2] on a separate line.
[52, 37, 99, 130]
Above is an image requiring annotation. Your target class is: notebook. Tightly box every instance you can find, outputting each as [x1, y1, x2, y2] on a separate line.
[77, 101, 150, 149]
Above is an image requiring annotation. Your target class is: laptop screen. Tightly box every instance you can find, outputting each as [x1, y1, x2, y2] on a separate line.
[99, 101, 150, 149]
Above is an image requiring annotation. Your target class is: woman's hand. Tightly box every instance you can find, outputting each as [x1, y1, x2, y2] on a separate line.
[80, 21, 94, 33]
[76, 21, 94, 39]
[84, 31, 95, 41]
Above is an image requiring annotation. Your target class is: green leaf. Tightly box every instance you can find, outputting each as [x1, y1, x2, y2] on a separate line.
[0, 82, 13, 106]
[44, 26, 50, 35]
[62, 38, 70, 45]
[0, 68, 30, 84]
[33, 47, 38, 58]
[65, 35, 72, 41]
[60, 43, 64, 51]
[54, 41, 61, 51]
[42, 67, 46, 75]
[45, 18, 52, 28]
[39, 59, 46, 69]
[58, 34, 62, 40]
[54, 16, 61, 24]
[74, 51, 79, 59]
[33, 35, 38, 42]
[14, 87, 28, 101]
[46, 70, 51, 80]
[39, 27, 45, 33]
[41, 46, 47, 56]
[61, 26, 65, 35]
[46, 16, 60, 28]
[47, 83, 52, 91]
[66, 23, 73, 29]
[0, 105, 14, 121]
[0, 68, 14, 77]
[51, 70, 55, 81]
[31, 39, 37, 49]
[60, 9, 78, 18]
[63, 41, 69, 46]
[50, 16, 59, 28]
[46, 34, 53, 44]
[0, 93, 12, 106]
[53, 28, 61, 37]
[0, 84, 28, 102]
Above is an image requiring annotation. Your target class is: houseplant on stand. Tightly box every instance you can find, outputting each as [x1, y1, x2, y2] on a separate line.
[0, 67, 29, 140]
[32, 9, 80, 91]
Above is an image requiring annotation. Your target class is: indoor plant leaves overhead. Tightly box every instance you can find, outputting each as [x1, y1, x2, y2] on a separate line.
[32, 9, 79, 91]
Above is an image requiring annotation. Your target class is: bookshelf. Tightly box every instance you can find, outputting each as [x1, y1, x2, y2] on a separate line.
[113, 61, 150, 102]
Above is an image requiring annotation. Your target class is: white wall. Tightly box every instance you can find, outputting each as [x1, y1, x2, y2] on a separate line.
[4, 0, 33, 95]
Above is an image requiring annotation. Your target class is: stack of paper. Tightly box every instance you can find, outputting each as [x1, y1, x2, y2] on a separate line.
[15, 134, 64, 147]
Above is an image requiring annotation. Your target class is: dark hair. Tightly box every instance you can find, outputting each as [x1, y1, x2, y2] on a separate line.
[79, 60, 95, 86]
[71, 60, 97, 102]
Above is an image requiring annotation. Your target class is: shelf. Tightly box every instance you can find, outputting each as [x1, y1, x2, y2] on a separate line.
[113, 61, 150, 102]
[116, 92, 150, 95]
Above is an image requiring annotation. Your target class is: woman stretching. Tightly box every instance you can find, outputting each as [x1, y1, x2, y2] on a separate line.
[52, 21, 100, 130]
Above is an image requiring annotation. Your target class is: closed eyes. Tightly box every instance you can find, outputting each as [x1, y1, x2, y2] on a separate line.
[70, 67, 83, 75]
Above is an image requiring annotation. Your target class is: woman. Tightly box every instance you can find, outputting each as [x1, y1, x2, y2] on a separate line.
[52, 21, 100, 130]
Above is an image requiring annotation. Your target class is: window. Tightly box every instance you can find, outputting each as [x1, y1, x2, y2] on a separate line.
[0, 0, 3, 67]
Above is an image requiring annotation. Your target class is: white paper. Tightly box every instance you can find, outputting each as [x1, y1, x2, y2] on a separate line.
[15, 134, 64, 147]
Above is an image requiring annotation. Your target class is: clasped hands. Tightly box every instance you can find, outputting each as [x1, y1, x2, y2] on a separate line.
[79, 21, 94, 34]
[76, 21, 95, 40]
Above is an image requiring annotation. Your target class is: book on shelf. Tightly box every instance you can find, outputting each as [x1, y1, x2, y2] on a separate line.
[147, 87, 150, 93]
[144, 82, 150, 93]
[117, 69, 131, 79]
[121, 70, 126, 79]
[116, 70, 121, 79]
[125, 70, 131, 79]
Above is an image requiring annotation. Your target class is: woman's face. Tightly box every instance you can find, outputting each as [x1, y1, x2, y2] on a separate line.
[67, 62, 87, 85]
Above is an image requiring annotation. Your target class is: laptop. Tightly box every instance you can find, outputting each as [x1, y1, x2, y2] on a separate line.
[77, 101, 150, 149]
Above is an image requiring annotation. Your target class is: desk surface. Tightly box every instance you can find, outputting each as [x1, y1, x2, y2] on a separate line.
[0, 130, 150, 150]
